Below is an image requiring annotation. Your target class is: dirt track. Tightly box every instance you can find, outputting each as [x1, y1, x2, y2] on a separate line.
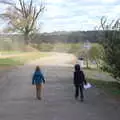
[29, 52, 77, 66]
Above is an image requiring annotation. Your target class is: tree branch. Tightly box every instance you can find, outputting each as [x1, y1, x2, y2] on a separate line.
[22, 0, 27, 18]
[29, 0, 33, 14]
[35, 4, 45, 20]
[100, 16, 107, 30]
[29, 2, 45, 31]
[18, 0, 25, 17]
[29, 7, 36, 31]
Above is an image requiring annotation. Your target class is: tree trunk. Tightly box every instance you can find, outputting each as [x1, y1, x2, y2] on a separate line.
[24, 33, 29, 45]
[95, 59, 101, 69]
[86, 51, 89, 68]
[86, 58, 89, 68]
[96, 61, 99, 69]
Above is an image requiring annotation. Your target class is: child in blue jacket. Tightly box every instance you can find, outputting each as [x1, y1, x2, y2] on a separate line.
[32, 66, 45, 100]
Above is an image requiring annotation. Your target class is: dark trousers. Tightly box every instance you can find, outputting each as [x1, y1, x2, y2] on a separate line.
[75, 84, 84, 99]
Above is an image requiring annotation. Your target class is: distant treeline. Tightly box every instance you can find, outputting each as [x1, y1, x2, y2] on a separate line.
[0, 30, 103, 44]
[31, 30, 103, 43]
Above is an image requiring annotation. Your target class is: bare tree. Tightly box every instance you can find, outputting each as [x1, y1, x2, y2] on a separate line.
[0, 0, 45, 44]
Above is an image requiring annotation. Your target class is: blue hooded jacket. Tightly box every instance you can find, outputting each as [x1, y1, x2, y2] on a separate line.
[32, 71, 45, 85]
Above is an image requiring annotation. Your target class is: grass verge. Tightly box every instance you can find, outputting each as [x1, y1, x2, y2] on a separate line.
[88, 79, 120, 98]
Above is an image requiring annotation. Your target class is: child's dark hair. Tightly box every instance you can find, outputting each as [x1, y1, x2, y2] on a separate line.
[35, 66, 40, 71]
[75, 64, 81, 71]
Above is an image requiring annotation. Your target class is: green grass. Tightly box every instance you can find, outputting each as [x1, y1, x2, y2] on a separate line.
[88, 79, 120, 97]
[84, 68, 116, 82]
[1, 51, 22, 55]
[84, 68, 120, 97]
[0, 58, 22, 66]
[0, 52, 48, 66]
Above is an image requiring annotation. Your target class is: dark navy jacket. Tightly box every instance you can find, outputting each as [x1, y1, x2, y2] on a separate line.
[32, 71, 45, 85]
[74, 70, 86, 85]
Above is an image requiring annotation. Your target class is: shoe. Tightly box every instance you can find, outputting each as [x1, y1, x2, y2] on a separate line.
[37, 96, 42, 100]
[75, 96, 78, 100]
[81, 99, 84, 102]
[39, 97, 42, 100]
[80, 97, 84, 102]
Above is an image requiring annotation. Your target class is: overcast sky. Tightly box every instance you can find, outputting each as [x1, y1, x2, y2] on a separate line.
[40, 0, 120, 32]
[0, 0, 120, 33]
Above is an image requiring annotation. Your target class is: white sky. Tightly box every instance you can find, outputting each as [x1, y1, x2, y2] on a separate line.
[0, 0, 120, 33]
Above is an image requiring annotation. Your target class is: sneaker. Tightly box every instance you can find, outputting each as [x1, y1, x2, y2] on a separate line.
[75, 96, 78, 100]
[37, 97, 42, 100]
[80, 97, 84, 102]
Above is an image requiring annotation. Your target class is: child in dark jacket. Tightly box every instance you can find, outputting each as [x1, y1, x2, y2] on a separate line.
[32, 66, 45, 100]
[74, 64, 87, 101]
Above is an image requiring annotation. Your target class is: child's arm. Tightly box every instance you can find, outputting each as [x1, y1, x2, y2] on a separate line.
[32, 73, 35, 85]
[82, 72, 87, 85]
[73, 72, 76, 85]
[41, 73, 45, 84]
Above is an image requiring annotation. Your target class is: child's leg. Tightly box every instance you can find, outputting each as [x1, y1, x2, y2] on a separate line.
[80, 85, 84, 101]
[36, 85, 39, 99]
[39, 84, 42, 99]
[36, 84, 43, 100]
[75, 85, 79, 99]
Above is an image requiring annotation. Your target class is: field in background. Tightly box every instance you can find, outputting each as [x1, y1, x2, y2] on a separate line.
[32, 43, 100, 56]
[0, 52, 49, 67]
[0, 35, 100, 56]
